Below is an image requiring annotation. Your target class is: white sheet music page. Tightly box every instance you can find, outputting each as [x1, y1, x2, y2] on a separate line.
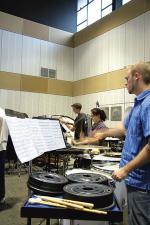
[37, 119, 66, 152]
[26, 119, 49, 155]
[6, 117, 66, 163]
[6, 117, 40, 163]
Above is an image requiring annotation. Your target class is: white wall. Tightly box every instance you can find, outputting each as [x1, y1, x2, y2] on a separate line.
[74, 11, 150, 81]
[0, 89, 73, 118]
[73, 11, 150, 127]
[0, 28, 73, 117]
[0, 29, 74, 81]
[0, 11, 150, 122]
[73, 88, 134, 128]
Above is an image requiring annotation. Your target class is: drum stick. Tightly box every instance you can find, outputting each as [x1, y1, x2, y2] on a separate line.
[29, 197, 107, 214]
[82, 207, 107, 215]
[35, 196, 84, 210]
[36, 195, 94, 209]
[62, 199, 94, 209]
[29, 198, 67, 208]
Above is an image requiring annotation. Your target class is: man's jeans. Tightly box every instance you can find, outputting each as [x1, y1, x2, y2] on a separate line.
[127, 185, 150, 225]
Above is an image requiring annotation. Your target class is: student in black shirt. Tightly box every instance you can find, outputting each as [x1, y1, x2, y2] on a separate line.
[62, 103, 88, 140]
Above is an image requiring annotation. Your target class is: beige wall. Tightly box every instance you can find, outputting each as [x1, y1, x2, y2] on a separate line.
[0, 1, 150, 122]
[0, 11, 74, 47]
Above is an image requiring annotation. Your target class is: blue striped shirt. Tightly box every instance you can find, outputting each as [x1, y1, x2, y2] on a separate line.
[120, 89, 150, 190]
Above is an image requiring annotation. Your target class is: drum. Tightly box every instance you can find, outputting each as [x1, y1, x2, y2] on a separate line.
[28, 172, 68, 196]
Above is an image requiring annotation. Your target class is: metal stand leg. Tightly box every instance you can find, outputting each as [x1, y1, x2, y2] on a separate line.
[70, 220, 74, 225]
[46, 219, 50, 225]
[27, 218, 31, 225]
[28, 161, 32, 197]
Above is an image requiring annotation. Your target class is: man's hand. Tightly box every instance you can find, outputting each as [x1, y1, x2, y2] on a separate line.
[112, 167, 128, 181]
[71, 139, 77, 145]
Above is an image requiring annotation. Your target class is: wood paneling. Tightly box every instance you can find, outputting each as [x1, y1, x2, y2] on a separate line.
[23, 19, 49, 41]
[0, 71, 73, 96]
[48, 79, 73, 96]
[0, 11, 23, 34]
[73, 69, 126, 96]
[0, 71, 21, 91]
[20, 75, 48, 93]
[49, 27, 74, 47]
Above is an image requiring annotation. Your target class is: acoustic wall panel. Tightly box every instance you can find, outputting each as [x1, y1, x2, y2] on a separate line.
[20, 91, 40, 117]
[1, 30, 22, 73]
[0, 29, 2, 70]
[125, 14, 144, 66]
[108, 24, 125, 72]
[0, 89, 21, 111]
[144, 11, 150, 62]
[22, 35, 41, 76]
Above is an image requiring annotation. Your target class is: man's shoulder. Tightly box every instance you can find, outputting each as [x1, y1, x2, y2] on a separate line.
[141, 93, 150, 107]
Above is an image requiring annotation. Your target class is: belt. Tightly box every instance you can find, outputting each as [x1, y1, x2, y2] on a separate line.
[127, 185, 150, 193]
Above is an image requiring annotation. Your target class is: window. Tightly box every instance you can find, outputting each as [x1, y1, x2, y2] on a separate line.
[77, 7, 87, 25]
[77, 0, 88, 10]
[102, 5, 112, 18]
[77, 21, 87, 31]
[88, 0, 101, 25]
[102, 0, 112, 9]
[77, 0, 127, 32]
[122, 0, 131, 5]
[101, 0, 112, 18]
[77, 0, 88, 32]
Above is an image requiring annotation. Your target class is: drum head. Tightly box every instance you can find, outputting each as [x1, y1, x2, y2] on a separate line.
[63, 183, 113, 208]
[66, 172, 108, 185]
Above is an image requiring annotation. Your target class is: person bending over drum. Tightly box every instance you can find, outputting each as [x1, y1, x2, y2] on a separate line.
[72, 108, 108, 146]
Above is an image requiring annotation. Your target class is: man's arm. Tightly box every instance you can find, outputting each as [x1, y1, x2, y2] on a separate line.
[93, 123, 126, 140]
[72, 137, 99, 146]
[72, 124, 126, 146]
[112, 137, 150, 181]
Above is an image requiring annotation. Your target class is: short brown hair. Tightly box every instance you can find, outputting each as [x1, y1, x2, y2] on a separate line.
[129, 62, 150, 85]
[71, 103, 82, 110]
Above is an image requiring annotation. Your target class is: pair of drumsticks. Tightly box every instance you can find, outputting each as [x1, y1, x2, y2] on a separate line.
[29, 195, 107, 215]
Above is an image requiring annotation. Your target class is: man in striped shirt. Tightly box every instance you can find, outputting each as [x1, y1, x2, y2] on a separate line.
[95, 62, 150, 225]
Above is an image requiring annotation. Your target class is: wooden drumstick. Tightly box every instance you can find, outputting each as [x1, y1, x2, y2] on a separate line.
[82, 207, 107, 215]
[62, 199, 94, 209]
[29, 197, 107, 215]
[35, 196, 84, 210]
[29, 198, 67, 208]
[37, 195, 94, 209]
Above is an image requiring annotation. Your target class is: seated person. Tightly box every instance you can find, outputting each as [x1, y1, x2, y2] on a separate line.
[72, 108, 108, 146]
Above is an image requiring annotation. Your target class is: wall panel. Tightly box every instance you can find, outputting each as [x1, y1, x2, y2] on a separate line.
[0, 29, 2, 70]
[20, 91, 40, 117]
[0, 89, 21, 111]
[108, 25, 125, 72]
[145, 11, 150, 61]
[125, 14, 145, 66]
[1, 30, 22, 73]
[22, 35, 41, 76]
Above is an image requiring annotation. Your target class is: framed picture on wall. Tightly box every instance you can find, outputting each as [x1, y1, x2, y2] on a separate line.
[111, 106, 122, 121]
[101, 107, 109, 120]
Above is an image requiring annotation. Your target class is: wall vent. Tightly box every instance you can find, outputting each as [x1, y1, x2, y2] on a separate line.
[41, 67, 57, 79]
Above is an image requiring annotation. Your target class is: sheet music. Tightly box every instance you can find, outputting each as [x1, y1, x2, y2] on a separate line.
[37, 119, 66, 151]
[6, 117, 66, 163]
